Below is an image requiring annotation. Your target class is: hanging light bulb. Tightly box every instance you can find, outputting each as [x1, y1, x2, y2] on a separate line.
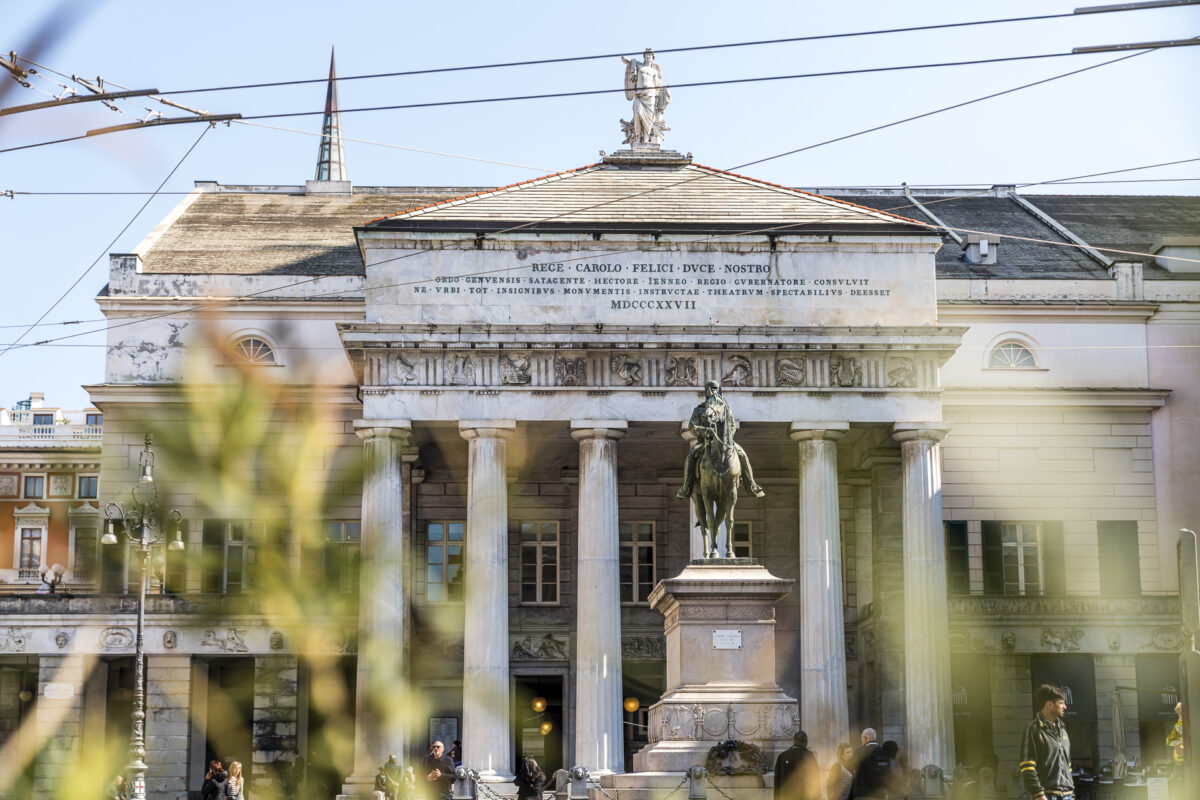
[623, 696, 640, 713]
[539, 720, 553, 736]
[531, 696, 547, 713]
[18, 689, 33, 703]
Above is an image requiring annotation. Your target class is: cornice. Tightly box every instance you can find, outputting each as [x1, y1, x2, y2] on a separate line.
[942, 387, 1169, 409]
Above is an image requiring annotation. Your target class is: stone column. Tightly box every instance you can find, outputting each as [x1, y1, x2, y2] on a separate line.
[33, 653, 88, 800]
[789, 422, 850, 765]
[252, 655, 299, 797]
[571, 420, 627, 774]
[342, 421, 411, 798]
[460, 420, 517, 781]
[892, 422, 954, 771]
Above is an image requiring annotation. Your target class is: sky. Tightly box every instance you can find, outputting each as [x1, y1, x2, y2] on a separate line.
[2, 0, 1198, 410]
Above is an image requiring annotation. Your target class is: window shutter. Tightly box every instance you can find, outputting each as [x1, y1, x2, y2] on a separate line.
[945, 521, 969, 594]
[1042, 521, 1065, 596]
[982, 521, 1002, 595]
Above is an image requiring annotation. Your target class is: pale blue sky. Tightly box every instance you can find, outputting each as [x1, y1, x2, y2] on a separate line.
[2, 0, 1197, 409]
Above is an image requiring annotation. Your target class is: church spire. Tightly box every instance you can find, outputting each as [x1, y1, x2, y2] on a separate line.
[313, 49, 347, 182]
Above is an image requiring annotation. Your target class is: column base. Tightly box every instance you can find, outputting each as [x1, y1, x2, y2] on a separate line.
[338, 774, 383, 800]
[473, 768, 517, 783]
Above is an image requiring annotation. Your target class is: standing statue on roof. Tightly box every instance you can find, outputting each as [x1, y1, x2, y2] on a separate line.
[621, 48, 671, 146]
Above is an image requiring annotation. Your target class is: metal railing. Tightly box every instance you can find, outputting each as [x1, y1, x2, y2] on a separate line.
[0, 423, 102, 444]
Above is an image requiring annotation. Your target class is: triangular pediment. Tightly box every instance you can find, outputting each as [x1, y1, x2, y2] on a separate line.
[365, 161, 927, 233]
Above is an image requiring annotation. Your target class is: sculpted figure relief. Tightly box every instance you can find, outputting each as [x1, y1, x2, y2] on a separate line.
[621, 49, 670, 145]
[677, 381, 764, 558]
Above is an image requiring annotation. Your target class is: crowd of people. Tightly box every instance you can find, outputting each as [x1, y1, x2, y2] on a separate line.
[773, 727, 907, 800]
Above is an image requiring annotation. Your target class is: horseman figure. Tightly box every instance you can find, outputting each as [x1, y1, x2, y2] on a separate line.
[677, 381, 765, 558]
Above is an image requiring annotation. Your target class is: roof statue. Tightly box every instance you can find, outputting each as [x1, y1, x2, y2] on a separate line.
[620, 48, 670, 146]
[313, 48, 348, 182]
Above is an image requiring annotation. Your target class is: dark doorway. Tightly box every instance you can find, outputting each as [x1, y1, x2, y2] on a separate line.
[950, 653, 993, 767]
[513, 675, 564, 776]
[105, 657, 135, 754]
[206, 659, 255, 789]
[623, 661, 665, 769]
[302, 657, 356, 800]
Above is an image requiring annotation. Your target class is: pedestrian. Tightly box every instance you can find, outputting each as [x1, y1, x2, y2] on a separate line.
[450, 740, 462, 766]
[424, 740, 455, 800]
[226, 761, 245, 800]
[773, 730, 820, 800]
[851, 728, 891, 800]
[376, 763, 399, 800]
[826, 742, 854, 800]
[203, 761, 228, 800]
[514, 756, 547, 800]
[1167, 701, 1184, 766]
[881, 740, 902, 798]
[107, 774, 129, 800]
[401, 766, 417, 800]
[1019, 684, 1074, 800]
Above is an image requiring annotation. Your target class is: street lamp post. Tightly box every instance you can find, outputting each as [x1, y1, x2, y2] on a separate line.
[102, 433, 184, 800]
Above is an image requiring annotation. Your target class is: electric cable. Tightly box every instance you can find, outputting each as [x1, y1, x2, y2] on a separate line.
[0, 125, 212, 359]
[28, 3, 1182, 97]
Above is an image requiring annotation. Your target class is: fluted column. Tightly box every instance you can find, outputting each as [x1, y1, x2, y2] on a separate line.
[460, 420, 517, 781]
[344, 421, 411, 796]
[572, 420, 627, 774]
[892, 422, 954, 771]
[789, 422, 850, 767]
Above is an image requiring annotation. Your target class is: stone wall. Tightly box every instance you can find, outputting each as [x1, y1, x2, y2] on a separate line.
[252, 655, 299, 796]
[33, 654, 87, 800]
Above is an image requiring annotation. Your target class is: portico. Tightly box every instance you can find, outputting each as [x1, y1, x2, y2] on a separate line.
[335, 149, 963, 778]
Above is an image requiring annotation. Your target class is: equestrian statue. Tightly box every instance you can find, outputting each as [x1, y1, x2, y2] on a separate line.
[676, 380, 765, 558]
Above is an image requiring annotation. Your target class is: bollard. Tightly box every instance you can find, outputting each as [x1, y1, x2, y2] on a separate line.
[921, 765, 945, 798]
[452, 766, 475, 800]
[687, 766, 708, 800]
[569, 766, 590, 800]
[554, 769, 570, 800]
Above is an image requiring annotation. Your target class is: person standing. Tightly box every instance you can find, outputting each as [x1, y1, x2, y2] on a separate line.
[424, 740, 455, 800]
[376, 763, 399, 800]
[514, 756, 546, 800]
[826, 742, 855, 800]
[851, 728, 891, 800]
[773, 730, 820, 800]
[226, 761, 245, 800]
[202, 761, 227, 800]
[1020, 684, 1074, 800]
[107, 775, 129, 800]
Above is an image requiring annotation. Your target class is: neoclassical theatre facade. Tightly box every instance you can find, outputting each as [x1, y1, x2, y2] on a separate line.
[2, 144, 1198, 800]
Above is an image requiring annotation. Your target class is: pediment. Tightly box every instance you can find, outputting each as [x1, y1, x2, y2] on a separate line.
[13, 502, 49, 518]
[365, 162, 928, 234]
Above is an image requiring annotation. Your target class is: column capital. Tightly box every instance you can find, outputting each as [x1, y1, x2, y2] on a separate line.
[570, 420, 628, 441]
[891, 421, 952, 444]
[354, 419, 412, 443]
[459, 420, 517, 440]
[789, 421, 850, 442]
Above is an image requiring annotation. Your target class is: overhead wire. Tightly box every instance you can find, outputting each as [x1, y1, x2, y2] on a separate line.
[0, 125, 212, 359]
[1, 41, 1190, 349]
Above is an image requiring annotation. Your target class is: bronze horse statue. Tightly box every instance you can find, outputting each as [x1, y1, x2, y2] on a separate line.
[691, 420, 741, 559]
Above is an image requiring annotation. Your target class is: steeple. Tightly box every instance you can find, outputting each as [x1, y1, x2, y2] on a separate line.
[313, 48, 347, 182]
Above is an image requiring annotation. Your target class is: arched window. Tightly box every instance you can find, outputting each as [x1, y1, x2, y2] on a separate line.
[232, 337, 276, 364]
[988, 341, 1037, 369]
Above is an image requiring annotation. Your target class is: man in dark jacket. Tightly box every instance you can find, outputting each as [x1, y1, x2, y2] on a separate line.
[851, 728, 891, 799]
[774, 730, 820, 800]
[424, 740, 456, 800]
[1020, 684, 1074, 800]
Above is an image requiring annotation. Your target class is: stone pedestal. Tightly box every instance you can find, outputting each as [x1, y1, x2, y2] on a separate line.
[633, 562, 798, 773]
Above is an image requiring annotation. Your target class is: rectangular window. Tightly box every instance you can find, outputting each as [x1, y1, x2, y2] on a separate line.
[1001, 522, 1041, 596]
[1098, 521, 1141, 596]
[519, 521, 560, 604]
[619, 521, 656, 604]
[200, 519, 262, 594]
[73, 527, 97, 581]
[323, 521, 362, 594]
[32, 413, 53, 426]
[730, 521, 753, 559]
[79, 476, 98, 499]
[23, 475, 44, 499]
[427, 521, 465, 603]
[19, 528, 42, 571]
[945, 521, 969, 595]
[86, 413, 103, 426]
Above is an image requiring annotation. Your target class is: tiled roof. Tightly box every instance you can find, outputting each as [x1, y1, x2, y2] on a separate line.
[368, 163, 926, 230]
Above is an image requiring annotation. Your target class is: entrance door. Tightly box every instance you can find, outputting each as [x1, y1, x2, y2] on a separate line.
[513, 676, 564, 776]
[205, 658, 255, 788]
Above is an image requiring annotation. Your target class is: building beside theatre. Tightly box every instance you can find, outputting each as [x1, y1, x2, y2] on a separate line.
[2, 66, 1198, 800]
